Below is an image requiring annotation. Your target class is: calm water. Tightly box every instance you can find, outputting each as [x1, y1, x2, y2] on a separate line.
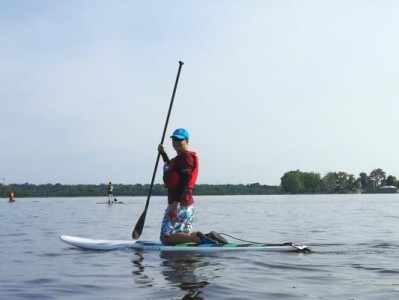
[1, 194, 399, 299]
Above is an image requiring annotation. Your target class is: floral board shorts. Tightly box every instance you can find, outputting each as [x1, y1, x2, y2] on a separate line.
[160, 204, 195, 237]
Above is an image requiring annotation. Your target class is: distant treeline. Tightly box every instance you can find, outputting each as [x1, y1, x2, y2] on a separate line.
[2, 168, 397, 198]
[281, 168, 398, 194]
[0, 183, 280, 198]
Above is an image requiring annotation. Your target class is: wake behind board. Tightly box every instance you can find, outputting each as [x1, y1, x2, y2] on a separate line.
[60, 235, 309, 252]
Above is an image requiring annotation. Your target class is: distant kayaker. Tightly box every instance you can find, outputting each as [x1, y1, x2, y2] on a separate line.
[158, 128, 227, 245]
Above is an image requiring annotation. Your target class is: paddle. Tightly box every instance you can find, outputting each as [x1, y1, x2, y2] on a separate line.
[132, 61, 184, 240]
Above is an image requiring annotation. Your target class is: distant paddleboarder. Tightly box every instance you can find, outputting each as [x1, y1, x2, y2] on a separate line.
[8, 190, 15, 202]
[107, 182, 115, 203]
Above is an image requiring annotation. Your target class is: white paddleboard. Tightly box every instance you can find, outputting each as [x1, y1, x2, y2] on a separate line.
[60, 235, 309, 252]
[61, 235, 136, 250]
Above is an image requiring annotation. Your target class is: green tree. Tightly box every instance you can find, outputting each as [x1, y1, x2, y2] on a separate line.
[323, 171, 357, 193]
[281, 170, 305, 194]
[323, 172, 338, 193]
[358, 172, 369, 191]
[385, 175, 398, 187]
[302, 172, 324, 193]
[369, 168, 386, 189]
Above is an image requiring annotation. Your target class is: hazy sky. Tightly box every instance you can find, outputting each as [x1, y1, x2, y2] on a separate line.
[1, 1, 398, 185]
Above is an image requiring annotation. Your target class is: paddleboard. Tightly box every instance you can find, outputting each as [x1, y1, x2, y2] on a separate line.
[96, 201, 124, 204]
[60, 235, 309, 252]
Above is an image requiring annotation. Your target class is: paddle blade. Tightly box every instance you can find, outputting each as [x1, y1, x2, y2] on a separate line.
[132, 210, 147, 240]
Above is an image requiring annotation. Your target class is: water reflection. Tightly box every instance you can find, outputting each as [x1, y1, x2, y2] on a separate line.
[131, 252, 155, 288]
[131, 250, 225, 299]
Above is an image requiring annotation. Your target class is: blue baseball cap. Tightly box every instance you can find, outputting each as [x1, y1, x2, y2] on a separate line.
[170, 128, 189, 140]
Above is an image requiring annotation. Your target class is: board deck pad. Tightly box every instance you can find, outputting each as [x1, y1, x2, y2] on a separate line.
[60, 235, 309, 252]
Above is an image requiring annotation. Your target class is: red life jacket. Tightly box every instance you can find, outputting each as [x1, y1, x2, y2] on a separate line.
[164, 151, 199, 189]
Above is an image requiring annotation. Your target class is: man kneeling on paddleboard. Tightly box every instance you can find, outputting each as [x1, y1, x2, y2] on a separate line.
[158, 128, 227, 246]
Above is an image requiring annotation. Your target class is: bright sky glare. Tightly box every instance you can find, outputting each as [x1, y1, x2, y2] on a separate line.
[1, 1, 398, 185]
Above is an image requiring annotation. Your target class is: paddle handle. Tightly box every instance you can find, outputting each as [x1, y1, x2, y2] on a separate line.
[159, 61, 184, 145]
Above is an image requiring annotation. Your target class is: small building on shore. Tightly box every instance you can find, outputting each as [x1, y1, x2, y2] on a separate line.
[377, 185, 398, 193]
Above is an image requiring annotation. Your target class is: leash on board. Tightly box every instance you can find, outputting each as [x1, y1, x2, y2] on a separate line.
[218, 232, 293, 246]
[218, 232, 312, 252]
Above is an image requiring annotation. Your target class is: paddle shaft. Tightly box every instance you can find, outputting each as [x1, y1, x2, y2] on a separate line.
[132, 61, 184, 240]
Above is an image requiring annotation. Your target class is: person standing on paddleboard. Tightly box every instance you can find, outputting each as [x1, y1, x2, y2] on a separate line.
[8, 189, 15, 202]
[107, 182, 115, 203]
[158, 128, 228, 246]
